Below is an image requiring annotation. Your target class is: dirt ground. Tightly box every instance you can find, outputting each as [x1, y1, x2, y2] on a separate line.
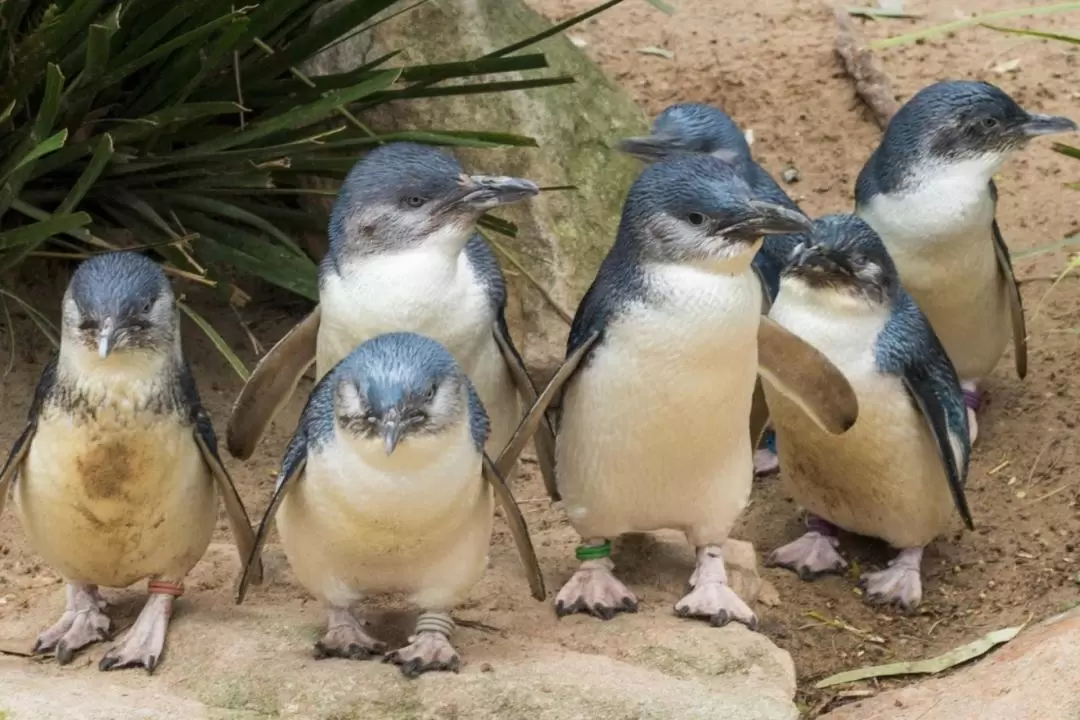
[1, 0, 1079, 718]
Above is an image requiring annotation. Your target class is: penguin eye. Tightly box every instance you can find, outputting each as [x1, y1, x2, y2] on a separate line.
[980, 117, 999, 130]
[687, 212, 707, 227]
[141, 298, 153, 314]
[404, 196, 426, 208]
[424, 384, 437, 401]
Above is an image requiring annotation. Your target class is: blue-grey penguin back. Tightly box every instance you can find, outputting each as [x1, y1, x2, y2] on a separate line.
[67, 251, 172, 315]
[300, 331, 490, 453]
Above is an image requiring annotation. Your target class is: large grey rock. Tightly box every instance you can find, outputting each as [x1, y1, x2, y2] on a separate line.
[304, 0, 648, 376]
[821, 607, 1080, 720]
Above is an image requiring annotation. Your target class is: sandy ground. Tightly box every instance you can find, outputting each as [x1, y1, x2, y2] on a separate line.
[2, 0, 1079, 717]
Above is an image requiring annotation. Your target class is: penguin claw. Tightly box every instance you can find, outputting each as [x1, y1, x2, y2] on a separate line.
[384, 631, 460, 678]
[554, 566, 638, 620]
[766, 531, 847, 579]
[99, 593, 172, 674]
[674, 582, 758, 631]
[34, 591, 112, 663]
[859, 548, 924, 612]
[314, 615, 386, 660]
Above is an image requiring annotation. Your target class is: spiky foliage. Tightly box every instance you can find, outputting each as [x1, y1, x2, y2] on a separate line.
[0, 0, 629, 369]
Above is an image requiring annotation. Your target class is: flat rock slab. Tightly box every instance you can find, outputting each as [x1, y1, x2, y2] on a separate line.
[0, 537, 797, 720]
[821, 607, 1080, 720]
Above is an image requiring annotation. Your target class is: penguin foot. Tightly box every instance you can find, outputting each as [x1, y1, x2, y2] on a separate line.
[34, 583, 110, 664]
[766, 531, 847, 580]
[314, 607, 387, 661]
[961, 382, 981, 445]
[383, 631, 460, 677]
[859, 547, 924, 612]
[675, 582, 758, 630]
[99, 592, 174, 674]
[554, 559, 638, 620]
[753, 449, 780, 477]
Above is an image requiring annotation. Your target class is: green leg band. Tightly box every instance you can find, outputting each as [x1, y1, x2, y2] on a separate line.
[575, 540, 612, 561]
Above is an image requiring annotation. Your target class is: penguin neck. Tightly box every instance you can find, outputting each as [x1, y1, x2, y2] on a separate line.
[337, 416, 471, 473]
[57, 336, 178, 411]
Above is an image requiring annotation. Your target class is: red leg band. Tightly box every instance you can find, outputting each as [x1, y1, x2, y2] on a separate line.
[147, 580, 184, 597]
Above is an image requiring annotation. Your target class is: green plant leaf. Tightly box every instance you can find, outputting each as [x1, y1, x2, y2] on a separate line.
[1053, 143, 1080, 160]
[981, 22, 1080, 43]
[183, 68, 401, 156]
[178, 300, 250, 381]
[163, 193, 309, 258]
[0, 212, 92, 250]
[873, 3, 1080, 49]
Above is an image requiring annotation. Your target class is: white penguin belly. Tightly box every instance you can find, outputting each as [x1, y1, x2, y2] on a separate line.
[275, 422, 494, 610]
[859, 179, 1010, 380]
[555, 265, 761, 546]
[14, 408, 216, 587]
[318, 249, 520, 453]
[765, 298, 955, 548]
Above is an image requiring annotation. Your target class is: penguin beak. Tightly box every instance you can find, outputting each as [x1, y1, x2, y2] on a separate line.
[721, 201, 812, 242]
[615, 134, 686, 162]
[448, 175, 539, 212]
[97, 317, 118, 359]
[381, 421, 404, 455]
[1020, 113, 1078, 137]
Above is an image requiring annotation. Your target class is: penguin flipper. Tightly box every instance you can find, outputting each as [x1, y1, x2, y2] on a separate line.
[0, 355, 56, 521]
[991, 220, 1027, 380]
[901, 373, 974, 531]
[226, 306, 320, 460]
[757, 317, 859, 435]
[0, 424, 33, 523]
[491, 319, 559, 503]
[236, 432, 308, 604]
[989, 181, 1027, 380]
[482, 452, 545, 601]
[194, 427, 262, 588]
[493, 330, 600, 484]
[749, 380, 771, 451]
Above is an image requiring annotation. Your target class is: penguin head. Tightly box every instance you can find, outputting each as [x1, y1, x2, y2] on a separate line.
[63, 251, 176, 360]
[616, 102, 750, 166]
[329, 142, 538, 259]
[783, 214, 899, 307]
[620, 154, 811, 270]
[331, 332, 481, 457]
[883, 80, 1077, 172]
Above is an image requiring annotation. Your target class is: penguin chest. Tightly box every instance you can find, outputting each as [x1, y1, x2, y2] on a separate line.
[556, 266, 761, 540]
[317, 251, 518, 451]
[317, 250, 494, 377]
[765, 300, 955, 547]
[15, 407, 216, 587]
[859, 176, 1009, 379]
[276, 425, 493, 606]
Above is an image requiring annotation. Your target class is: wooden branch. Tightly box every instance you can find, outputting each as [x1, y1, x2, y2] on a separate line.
[833, 6, 898, 129]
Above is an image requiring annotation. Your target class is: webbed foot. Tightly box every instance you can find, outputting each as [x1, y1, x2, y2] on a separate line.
[859, 547, 924, 612]
[313, 607, 386, 660]
[33, 583, 111, 664]
[99, 590, 174, 674]
[555, 558, 637, 620]
[767, 531, 847, 580]
[675, 545, 758, 629]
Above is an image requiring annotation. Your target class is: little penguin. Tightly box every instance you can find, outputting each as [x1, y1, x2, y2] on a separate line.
[235, 331, 544, 677]
[225, 142, 560, 500]
[762, 214, 973, 611]
[529, 154, 859, 627]
[855, 80, 1078, 442]
[617, 101, 809, 476]
[0, 251, 261, 672]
